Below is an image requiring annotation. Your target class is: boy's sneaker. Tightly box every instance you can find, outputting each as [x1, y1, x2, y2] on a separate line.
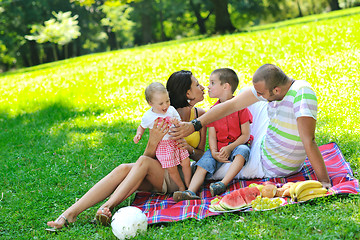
[210, 182, 226, 197]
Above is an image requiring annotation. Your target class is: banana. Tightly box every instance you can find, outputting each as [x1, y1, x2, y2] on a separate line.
[294, 180, 322, 198]
[295, 187, 327, 201]
[297, 193, 327, 202]
[289, 181, 302, 199]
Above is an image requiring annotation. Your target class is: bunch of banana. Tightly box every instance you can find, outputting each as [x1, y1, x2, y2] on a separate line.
[289, 180, 328, 202]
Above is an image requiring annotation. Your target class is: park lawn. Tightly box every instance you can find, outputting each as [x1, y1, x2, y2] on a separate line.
[0, 7, 359, 240]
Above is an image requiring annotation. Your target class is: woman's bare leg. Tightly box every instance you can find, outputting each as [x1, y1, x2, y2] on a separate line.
[98, 156, 164, 211]
[47, 163, 134, 228]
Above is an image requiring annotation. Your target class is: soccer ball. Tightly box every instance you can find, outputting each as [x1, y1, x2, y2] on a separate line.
[111, 206, 148, 239]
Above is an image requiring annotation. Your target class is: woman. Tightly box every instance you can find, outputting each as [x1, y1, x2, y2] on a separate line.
[46, 70, 206, 230]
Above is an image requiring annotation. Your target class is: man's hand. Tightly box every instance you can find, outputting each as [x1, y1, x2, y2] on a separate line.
[320, 181, 332, 190]
[169, 121, 195, 140]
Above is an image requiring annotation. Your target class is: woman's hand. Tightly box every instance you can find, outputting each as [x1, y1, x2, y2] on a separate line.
[175, 138, 191, 151]
[143, 118, 170, 158]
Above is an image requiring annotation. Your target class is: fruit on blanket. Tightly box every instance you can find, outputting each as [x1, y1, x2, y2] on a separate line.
[289, 181, 302, 199]
[210, 197, 220, 205]
[248, 183, 264, 191]
[219, 191, 247, 210]
[261, 184, 277, 198]
[248, 183, 258, 188]
[292, 180, 323, 200]
[296, 187, 328, 201]
[248, 186, 261, 199]
[237, 187, 260, 205]
[251, 196, 283, 210]
[282, 182, 295, 189]
[282, 188, 291, 197]
[210, 201, 226, 211]
[297, 192, 327, 202]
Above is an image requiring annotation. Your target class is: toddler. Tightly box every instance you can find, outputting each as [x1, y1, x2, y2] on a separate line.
[134, 82, 191, 191]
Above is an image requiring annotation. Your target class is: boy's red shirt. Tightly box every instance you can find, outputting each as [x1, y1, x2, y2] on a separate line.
[207, 100, 253, 151]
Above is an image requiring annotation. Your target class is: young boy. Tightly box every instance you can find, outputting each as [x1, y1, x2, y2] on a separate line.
[134, 82, 191, 192]
[173, 68, 253, 201]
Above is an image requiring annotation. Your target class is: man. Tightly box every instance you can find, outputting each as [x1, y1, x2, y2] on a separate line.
[171, 64, 331, 188]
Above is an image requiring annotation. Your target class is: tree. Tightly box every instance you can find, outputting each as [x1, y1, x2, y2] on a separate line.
[25, 11, 81, 61]
[209, 0, 235, 33]
[328, 0, 341, 10]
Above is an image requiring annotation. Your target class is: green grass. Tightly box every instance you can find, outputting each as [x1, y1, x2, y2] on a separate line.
[1, 7, 360, 240]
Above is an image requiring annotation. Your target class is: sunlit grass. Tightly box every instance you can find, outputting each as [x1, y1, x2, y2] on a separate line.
[0, 7, 359, 239]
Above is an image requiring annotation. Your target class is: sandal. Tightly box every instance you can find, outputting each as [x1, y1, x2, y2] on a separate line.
[95, 207, 111, 226]
[173, 190, 200, 202]
[46, 214, 70, 232]
[210, 181, 226, 197]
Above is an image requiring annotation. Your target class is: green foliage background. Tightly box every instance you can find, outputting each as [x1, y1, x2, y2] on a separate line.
[0, 7, 359, 239]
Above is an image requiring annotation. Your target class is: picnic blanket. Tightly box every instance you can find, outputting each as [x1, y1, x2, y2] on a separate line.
[131, 142, 359, 224]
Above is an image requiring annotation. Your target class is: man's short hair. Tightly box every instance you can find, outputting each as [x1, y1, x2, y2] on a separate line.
[252, 64, 289, 90]
[211, 68, 239, 93]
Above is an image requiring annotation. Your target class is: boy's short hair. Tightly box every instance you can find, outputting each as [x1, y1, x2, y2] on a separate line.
[145, 82, 167, 103]
[211, 68, 239, 93]
[252, 64, 289, 91]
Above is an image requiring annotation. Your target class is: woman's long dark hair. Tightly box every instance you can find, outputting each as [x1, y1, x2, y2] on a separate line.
[166, 70, 193, 109]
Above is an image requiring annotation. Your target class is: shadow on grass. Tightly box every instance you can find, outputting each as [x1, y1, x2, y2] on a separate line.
[0, 102, 149, 238]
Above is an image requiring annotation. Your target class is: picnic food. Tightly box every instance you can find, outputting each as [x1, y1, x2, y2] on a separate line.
[289, 180, 328, 202]
[209, 187, 261, 211]
[261, 184, 277, 198]
[275, 182, 294, 197]
[251, 196, 283, 211]
[248, 183, 264, 191]
[218, 191, 247, 210]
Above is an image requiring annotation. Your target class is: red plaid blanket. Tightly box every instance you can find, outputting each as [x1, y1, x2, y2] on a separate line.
[131, 142, 359, 224]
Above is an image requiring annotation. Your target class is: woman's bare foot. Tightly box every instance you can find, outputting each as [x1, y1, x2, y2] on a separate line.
[46, 213, 76, 230]
[95, 207, 112, 225]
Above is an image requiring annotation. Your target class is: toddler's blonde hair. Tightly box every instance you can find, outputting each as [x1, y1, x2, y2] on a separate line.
[145, 82, 167, 103]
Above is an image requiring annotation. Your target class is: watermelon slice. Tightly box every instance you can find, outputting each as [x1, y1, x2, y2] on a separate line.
[210, 201, 226, 211]
[237, 187, 261, 205]
[247, 186, 261, 199]
[219, 191, 247, 210]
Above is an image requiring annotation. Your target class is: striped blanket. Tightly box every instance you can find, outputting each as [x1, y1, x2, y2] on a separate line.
[131, 142, 359, 224]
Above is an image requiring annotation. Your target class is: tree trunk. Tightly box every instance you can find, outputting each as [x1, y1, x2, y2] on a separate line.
[210, 0, 235, 33]
[140, 0, 154, 44]
[328, 0, 340, 11]
[189, 0, 207, 34]
[158, 0, 167, 41]
[28, 41, 40, 66]
[297, 0, 303, 17]
[52, 45, 58, 61]
[106, 27, 118, 50]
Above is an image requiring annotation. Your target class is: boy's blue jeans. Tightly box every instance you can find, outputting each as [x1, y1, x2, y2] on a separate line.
[195, 144, 250, 180]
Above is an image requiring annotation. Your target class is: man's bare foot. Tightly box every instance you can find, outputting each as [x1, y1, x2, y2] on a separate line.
[95, 207, 112, 226]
